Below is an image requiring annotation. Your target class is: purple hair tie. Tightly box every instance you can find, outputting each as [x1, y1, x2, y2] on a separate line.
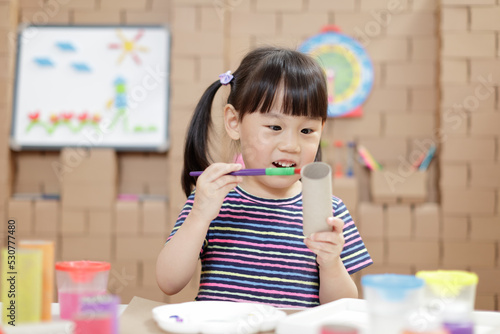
[219, 70, 233, 85]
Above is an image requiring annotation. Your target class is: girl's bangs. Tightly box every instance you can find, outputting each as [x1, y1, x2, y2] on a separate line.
[237, 52, 328, 121]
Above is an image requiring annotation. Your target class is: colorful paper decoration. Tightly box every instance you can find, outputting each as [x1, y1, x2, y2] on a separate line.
[299, 25, 374, 118]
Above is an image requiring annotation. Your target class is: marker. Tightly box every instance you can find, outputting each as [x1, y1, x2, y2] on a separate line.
[189, 167, 301, 177]
[418, 144, 436, 172]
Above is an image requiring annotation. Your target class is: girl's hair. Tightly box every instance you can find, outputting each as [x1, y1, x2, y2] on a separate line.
[182, 46, 328, 197]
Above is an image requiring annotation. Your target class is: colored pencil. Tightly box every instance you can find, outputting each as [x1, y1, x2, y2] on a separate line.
[418, 144, 436, 171]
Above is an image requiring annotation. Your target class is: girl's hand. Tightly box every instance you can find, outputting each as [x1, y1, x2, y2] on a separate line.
[304, 217, 345, 268]
[190, 163, 243, 224]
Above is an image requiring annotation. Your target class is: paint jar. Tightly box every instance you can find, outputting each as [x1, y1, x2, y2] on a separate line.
[55, 261, 111, 320]
[361, 274, 424, 334]
[416, 270, 478, 334]
[74, 294, 120, 334]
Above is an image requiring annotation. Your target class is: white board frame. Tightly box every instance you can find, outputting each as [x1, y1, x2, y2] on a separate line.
[10, 25, 171, 152]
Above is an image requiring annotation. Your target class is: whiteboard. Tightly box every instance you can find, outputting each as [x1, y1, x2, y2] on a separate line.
[10, 25, 170, 151]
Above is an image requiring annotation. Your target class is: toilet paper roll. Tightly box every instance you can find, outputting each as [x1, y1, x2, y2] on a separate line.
[301, 162, 333, 237]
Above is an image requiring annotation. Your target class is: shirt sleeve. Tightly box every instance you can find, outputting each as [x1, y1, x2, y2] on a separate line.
[333, 196, 373, 274]
[166, 191, 209, 253]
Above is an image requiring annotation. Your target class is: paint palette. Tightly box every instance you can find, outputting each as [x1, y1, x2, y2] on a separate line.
[275, 298, 500, 334]
[152, 301, 287, 334]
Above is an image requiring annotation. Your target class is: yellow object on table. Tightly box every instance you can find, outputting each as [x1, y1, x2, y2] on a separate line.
[19, 240, 54, 321]
[1, 248, 43, 324]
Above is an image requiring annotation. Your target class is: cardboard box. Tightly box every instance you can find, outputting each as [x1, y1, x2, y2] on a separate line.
[441, 7, 468, 31]
[89, 210, 113, 236]
[282, 12, 328, 35]
[387, 13, 436, 36]
[412, 37, 438, 61]
[386, 63, 436, 87]
[413, 203, 440, 240]
[309, 0, 355, 11]
[73, 9, 121, 24]
[440, 163, 468, 188]
[141, 260, 158, 288]
[475, 295, 496, 311]
[441, 60, 468, 84]
[371, 167, 427, 204]
[470, 216, 500, 241]
[7, 199, 33, 236]
[61, 209, 87, 235]
[60, 148, 117, 184]
[357, 138, 407, 165]
[363, 87, 408, 113]
[442, 216, 468, 240]
[442, 241, 495, 267]
[386, 205, 412, 238]
[119, 180, 147, 194]
[442, 33, 495, 58]
[142, 200, 168, 235]
[108, 261, 140, 294]
[362, 239, 384, 264]
[470, 112, 500, 136]
[441, 137, 496, 163]
[332, 113, 381, 140]
[357, 202, 385, 239]
[115, 236, 165, 260]
[471, 7, 500, 31]
[61, 236, 112, 261]
[411, 88, 438, 112]
[62, 182, 116, 209]
[470, 268, 500, 294]
[116, 200, 140, 235]
[34, 200, 59, 235]
[441, 187, 495, 214]
[100, 0, 147, 10]
[469, 163, 500, 188]
[387, 240, 439, 265]
[332, 177, 358, 213]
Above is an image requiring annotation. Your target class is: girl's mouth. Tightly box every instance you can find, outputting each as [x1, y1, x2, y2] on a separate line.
[272, 161, 297, 168]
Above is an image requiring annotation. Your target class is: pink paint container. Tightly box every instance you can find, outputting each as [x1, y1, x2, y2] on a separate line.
[55, 261, 111, 320]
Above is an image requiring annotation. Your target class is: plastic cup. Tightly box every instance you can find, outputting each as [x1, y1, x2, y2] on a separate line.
[416, 270, 478, 334]
[55, 261, 111, 320]
[361, 274, 424, 334]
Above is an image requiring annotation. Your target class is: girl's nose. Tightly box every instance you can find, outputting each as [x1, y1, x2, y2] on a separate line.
[278, 132, 301, 153]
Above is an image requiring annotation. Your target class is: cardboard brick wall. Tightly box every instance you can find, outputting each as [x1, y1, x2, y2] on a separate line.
[1, 0, 499, 309]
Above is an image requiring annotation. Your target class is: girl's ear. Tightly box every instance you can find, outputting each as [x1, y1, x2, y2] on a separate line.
[224, 104, 240, 140]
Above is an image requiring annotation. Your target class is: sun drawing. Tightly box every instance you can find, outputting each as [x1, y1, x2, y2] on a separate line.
[109, 29, 149, 65]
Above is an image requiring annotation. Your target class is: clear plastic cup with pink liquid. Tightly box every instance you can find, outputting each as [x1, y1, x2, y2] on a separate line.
[55, 261, 111, 320]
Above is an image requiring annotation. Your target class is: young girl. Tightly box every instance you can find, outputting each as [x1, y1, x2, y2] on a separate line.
[156, 47, 372, 308]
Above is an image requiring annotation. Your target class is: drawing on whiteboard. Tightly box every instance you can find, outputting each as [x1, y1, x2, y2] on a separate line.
[11, 25, 170, 151]
[108, 29, 149, 65]
[25, 77, 157, 135]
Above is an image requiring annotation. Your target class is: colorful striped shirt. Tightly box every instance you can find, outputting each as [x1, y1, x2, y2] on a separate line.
[167, 186, 372, 308]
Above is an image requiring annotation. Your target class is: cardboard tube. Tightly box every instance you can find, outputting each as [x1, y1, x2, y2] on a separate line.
[19, 240, 54, 321]
[301, 162, 333, 237]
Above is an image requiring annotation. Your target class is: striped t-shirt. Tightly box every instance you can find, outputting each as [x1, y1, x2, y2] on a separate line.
[167, 186, 372, 308]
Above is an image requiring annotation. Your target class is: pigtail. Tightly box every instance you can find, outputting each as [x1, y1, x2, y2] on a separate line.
[181, 80, 223, 197]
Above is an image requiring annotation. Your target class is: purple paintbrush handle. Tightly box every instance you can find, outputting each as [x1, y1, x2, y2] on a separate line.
[189, 169, 266, 177]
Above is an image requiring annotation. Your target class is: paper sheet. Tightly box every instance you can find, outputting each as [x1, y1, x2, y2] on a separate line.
[119, 296, 166, 334]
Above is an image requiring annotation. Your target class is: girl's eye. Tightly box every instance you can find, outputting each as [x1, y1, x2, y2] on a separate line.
[301, 128, 313, 134]
[269, 125, 282, 131]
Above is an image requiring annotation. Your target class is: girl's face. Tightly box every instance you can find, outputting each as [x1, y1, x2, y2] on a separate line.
[225, 102, 324, 199]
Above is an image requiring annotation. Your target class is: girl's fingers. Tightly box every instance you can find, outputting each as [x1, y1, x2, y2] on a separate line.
[202, 163, 242, 182]
[327, 217, 344, 232]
